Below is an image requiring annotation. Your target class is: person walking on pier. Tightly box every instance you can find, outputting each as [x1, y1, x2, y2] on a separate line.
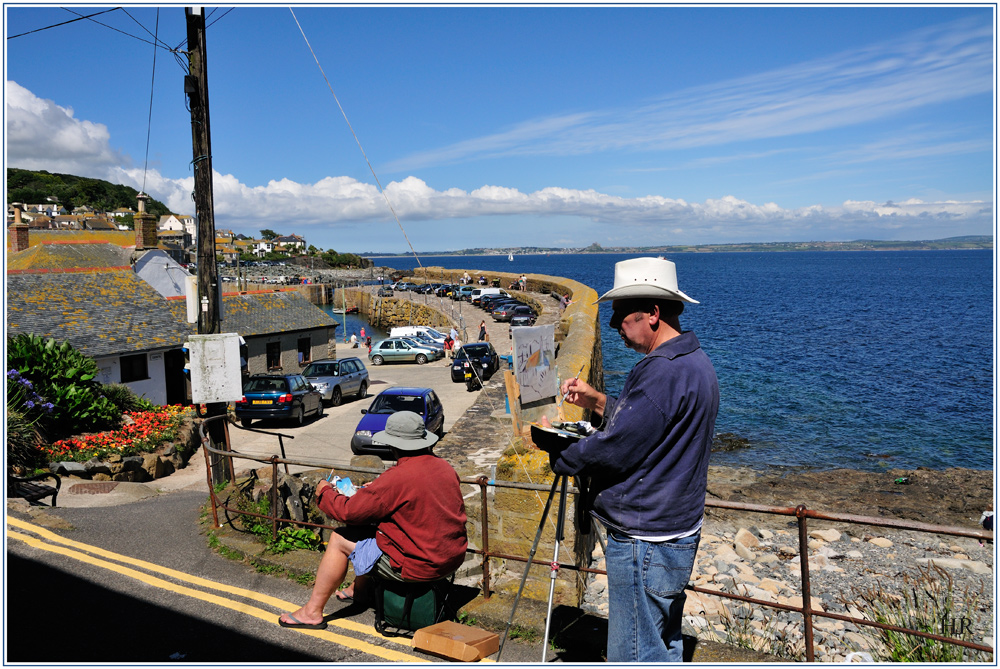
[544, 256, 719, 663]
[478, 320, 487, 342]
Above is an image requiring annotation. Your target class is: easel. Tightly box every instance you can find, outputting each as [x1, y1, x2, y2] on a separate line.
[496, 473, 571, 662]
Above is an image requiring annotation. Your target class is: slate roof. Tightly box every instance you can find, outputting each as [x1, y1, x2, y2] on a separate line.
[176, 289, 338, 337]
[6, 242, 132, 272]
[5, 229, 137, 252]
[7, 268, 195, 357]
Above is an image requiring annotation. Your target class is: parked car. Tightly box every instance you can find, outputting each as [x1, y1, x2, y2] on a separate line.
[302, 357, 369, 407]
[389, 326, 448, 344]
[350, 387, 445, 457]
[450, 341, 501, 383]
[454, 285, 476, 301]
[234, 374, 323, 428]
[509, 314, 536, 336]
[368, 337, 444, 365]
[435, 284, 456, 297]
[395, 281, 418, 292]
[480, 294, 514, 311]
[492, 302, 529, 321]
[377, 286, 394, 297]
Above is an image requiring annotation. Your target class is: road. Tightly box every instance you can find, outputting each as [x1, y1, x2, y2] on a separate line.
[5, 307, 555, 663]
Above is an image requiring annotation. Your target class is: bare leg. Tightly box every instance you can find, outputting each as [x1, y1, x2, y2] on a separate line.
[280, 531, 356, 626]
[337, 572, 371, 601]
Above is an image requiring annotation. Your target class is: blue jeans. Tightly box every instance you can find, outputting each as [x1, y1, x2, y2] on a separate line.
[605, 529, 700, 662]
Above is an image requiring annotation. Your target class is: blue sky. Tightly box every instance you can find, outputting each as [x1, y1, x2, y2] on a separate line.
[5, 5, 995, 253]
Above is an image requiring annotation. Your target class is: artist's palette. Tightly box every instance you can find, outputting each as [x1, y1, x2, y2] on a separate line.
[530, 422, 585, 453]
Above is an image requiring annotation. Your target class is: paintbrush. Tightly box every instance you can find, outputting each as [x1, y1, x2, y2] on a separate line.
[556, 364, 586, 420]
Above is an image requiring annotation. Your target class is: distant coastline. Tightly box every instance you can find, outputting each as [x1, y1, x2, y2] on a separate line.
[360, 235, 993, 258]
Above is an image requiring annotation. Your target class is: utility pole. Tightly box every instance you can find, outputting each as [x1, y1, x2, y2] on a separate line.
[186, 6, 226, 485]
[186, 6, 220, 335]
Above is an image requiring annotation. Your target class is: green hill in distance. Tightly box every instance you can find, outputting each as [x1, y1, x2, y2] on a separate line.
[6, 168, 171, 218]
[363, 235, 993, 257]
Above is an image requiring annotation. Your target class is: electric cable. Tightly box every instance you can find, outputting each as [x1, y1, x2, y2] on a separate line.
[6, 8, 119, 40]
[141, 8, 160, 195]
[288, 8, 424, 273]
[120, 7, 173, 51]
[59, 7, 170, 51]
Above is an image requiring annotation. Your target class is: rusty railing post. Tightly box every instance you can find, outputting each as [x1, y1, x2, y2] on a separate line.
[271, 456, 280, 543]
[477, 475, 491, 599]
[796, 504, 815, 662]
[201, 427, 221, 529]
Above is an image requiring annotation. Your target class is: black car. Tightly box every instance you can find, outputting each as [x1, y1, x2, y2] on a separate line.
[234, 374, 324, 428]
[450, 342, 501, 383]
[509, 314, 537, 336]
[480, 294, 514, 311]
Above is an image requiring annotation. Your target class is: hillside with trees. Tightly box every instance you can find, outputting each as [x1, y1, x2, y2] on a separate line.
[6, 168, 171, 218]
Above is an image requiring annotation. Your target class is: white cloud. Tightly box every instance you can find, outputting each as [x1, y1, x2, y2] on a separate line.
[8, 80, 992, 246]
[6, 81, 126, 175]
[386, 17, 992, 171]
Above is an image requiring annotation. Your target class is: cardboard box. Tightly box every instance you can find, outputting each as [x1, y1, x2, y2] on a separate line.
[412, 620, 500, 662]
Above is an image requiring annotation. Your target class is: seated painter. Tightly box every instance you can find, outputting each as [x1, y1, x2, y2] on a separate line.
[278, 411, 468, 630]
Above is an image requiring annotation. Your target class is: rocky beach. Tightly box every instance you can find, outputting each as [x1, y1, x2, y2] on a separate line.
[581, 465, 994, 661]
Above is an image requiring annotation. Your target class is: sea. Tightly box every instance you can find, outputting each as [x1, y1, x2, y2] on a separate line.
[327, 250, 994, 473]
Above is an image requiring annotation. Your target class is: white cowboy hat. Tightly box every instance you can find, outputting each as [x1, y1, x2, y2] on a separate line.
[372, 411, 439, 451]
[596, 256, 698, 304]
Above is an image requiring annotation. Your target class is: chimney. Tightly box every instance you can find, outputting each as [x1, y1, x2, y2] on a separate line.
[134, 192, 158, 250]
[10, 203, 29, 253]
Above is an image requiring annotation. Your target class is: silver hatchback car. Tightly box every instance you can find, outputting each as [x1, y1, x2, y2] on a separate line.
[302, 357, 369, 406]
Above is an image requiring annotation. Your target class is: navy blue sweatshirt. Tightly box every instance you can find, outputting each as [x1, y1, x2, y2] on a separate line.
[551, 331, 719, 537]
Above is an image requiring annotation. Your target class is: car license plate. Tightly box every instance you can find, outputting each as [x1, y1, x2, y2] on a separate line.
[252, 399, 272, 405]
[464, 372, 472, 380]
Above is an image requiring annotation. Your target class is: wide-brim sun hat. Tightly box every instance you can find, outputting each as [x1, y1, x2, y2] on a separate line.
[596, 256, 699, 304]
[372, 410, 439, 451]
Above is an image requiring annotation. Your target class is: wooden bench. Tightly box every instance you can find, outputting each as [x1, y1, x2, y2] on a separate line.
[8, 472, 61, 506]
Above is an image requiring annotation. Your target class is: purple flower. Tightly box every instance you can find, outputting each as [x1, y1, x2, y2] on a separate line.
[23, 400, 35, 409]
[7, 369, 19, 379]
[18, 377, 33, 390]
[42, 402, 55, 413]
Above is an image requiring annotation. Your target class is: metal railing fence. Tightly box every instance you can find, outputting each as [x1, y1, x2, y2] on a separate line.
[198, 415, 993, 661]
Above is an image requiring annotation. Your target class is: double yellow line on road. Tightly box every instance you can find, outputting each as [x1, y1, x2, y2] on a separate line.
[7, 516, 425, 662]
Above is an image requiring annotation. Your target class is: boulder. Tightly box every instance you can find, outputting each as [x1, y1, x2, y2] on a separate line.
[868, 537, 893, 548]
[84, 458, 112, 476]
[735, 528, 760, 549]
[142, 453, 168, 479]
[810, 528, 841, 543]
[49, 461, 88, 477]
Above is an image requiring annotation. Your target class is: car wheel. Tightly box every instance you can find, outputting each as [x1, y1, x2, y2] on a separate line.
[316, 401, 324, 419]
[371, 355, 384, 366]
[357, 381, 368, 399]
[416, 354, 428, 365]
[331, 387, 342, 407]
[294, 407, 304, 426]
[240, 417, 252, 428]
[435, 425, 444, 439]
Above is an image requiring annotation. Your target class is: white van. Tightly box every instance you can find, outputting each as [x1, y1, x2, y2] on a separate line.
[388, 325, 448, 344]
[470, 287, 508, 306]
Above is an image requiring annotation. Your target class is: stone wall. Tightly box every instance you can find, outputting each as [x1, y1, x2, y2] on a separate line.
[48, 417, 201, 483]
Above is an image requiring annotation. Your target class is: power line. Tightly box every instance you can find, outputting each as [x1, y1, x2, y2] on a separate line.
[6, 8, 119, 40]
[58, 7, 170, 51]
[141, 8, 160, 195]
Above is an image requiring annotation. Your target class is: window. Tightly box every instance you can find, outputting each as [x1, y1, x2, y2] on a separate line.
[266, 342, 282, 370]
[120, 353, 149, 383]
[297, 338, 311, 365]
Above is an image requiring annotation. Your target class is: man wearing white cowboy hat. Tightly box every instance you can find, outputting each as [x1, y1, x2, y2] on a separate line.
[544, 256, 719, 662]
[279, 411, 467, 630]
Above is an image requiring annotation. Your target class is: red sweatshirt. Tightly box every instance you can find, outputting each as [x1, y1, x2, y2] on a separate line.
[317, 453, 468, 581]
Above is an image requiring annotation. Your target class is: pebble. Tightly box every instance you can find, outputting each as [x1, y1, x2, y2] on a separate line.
[578, 521, 994, 661]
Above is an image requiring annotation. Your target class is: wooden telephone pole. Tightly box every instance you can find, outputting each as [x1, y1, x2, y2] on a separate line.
[186, 6, 220, 335]
[186, 7, 227, 484]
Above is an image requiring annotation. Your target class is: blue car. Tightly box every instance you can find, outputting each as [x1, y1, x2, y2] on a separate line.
[350, 387, 445, 458]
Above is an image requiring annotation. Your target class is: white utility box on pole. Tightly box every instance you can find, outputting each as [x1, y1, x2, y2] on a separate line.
[185, 333, 243, 404]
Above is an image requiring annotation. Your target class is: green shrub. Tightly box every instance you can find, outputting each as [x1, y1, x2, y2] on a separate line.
[6, 334, 121, 439]
[101, 383, 157, 413]
[7, 409, 42, 473]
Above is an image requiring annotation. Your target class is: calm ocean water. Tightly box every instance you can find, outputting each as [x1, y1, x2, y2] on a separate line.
[360, 251, 994, 472]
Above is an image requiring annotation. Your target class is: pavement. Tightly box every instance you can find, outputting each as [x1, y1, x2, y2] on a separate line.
[31, 290, 776, 663]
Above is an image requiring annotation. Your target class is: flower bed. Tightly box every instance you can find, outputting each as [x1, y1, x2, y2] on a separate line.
[42, 405, 194, 463]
